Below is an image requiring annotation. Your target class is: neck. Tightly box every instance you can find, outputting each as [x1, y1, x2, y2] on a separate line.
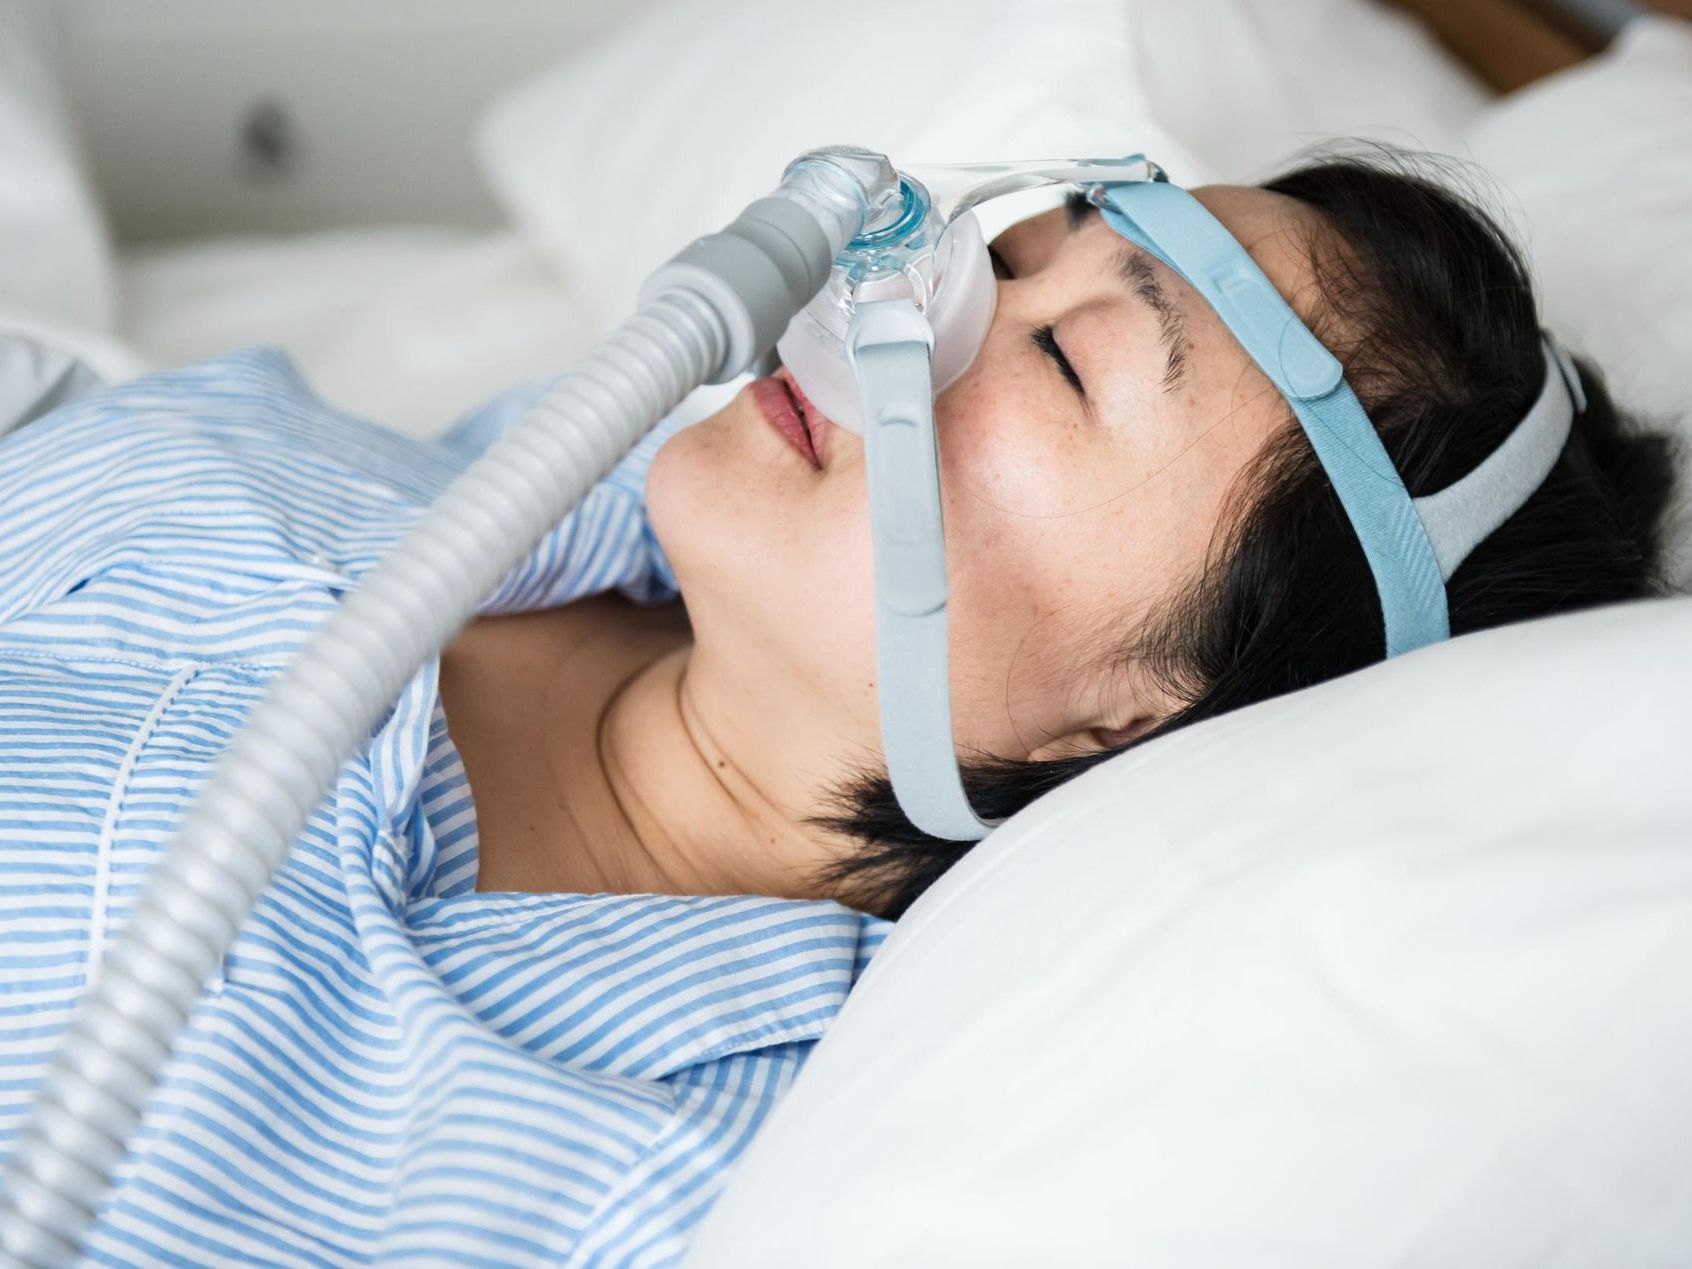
[441, 602, 852, 902]
[578, 644, 837, 901]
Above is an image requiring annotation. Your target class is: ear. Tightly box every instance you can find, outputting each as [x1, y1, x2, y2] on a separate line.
[1023, 711, 1161, 763]
[1088, 715, 1162, 749]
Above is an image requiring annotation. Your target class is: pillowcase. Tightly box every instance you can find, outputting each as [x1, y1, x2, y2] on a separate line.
[686, 596, 1692, 1268]
[0, 329, 108, 439]
[0, 1, 116, 333]
[1460, 16, 1692, 589]
[474, 0, 1207, 329]
[1127, 0, 1493, 180]
[118, 227, 590, 438]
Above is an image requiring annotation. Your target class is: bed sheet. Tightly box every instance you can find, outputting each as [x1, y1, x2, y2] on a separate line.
[114, 226, 593, 438]
[74, 0, 1498, 444]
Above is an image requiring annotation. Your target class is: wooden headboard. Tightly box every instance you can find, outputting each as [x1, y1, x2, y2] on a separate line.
[1386, 0, 1690, 90]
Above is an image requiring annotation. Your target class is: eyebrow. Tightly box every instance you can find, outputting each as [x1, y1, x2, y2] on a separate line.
[1065, 191, 1189, 393]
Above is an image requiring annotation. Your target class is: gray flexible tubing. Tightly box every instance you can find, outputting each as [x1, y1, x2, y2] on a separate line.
[0, 289, 727, 1267]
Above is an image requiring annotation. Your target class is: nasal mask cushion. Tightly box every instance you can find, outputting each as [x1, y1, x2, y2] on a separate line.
[776, 187, 996, 434]
[778, 154, 1579, 843]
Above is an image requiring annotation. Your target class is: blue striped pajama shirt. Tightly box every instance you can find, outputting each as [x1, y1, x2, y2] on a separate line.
[0, 347, 891, 1266]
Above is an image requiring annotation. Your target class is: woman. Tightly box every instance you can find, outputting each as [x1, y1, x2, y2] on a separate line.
[446, 151, 1679, 918]
[0, 150, 1676, 1266]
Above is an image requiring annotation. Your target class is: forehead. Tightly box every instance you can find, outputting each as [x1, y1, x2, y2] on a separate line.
[1179, 184, 1328, 320]
[1016, 182, 1329, 341]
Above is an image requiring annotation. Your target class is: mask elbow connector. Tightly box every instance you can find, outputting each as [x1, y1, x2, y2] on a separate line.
[639, 146, 903, 383]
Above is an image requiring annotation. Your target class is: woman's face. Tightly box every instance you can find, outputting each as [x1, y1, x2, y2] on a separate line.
[647, 184, 1326, 785]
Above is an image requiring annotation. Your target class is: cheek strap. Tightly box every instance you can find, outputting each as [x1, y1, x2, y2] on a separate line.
[850, 298, 1002, 842]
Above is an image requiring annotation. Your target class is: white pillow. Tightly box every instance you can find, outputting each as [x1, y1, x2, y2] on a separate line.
[118, 227, 591, 438]
[1460, 16, 1692, 589]
[474, 0, 1208, 329]
[0, 301, 145, 389]
[1127, 0, 1493, 181]
[687, 596, 1692, 1268]
[0, 1, 116, 333]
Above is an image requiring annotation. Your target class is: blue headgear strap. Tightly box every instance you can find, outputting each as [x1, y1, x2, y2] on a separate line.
[1097, 178, 1453, 656]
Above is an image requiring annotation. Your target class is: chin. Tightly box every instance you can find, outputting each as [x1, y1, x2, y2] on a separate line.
[646, 401, 775, 610]
[645, 423, 722, 582]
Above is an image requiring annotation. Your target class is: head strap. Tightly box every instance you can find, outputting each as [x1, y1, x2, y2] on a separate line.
[1413, 338, 1579, 581]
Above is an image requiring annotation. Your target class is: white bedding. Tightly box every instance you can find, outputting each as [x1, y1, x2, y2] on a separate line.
[4, 7, 1689, 1265]
[2, 0, 1499, 439]
[8, 2, 1686, 506]
[687, 592, 1692, 1268]
[0, 0, 114, 335]
[117, 227, 594, 438]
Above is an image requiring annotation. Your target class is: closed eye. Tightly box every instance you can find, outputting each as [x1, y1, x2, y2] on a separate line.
[989, 241, 1084, 398]
[1032, 324, 1084, 397]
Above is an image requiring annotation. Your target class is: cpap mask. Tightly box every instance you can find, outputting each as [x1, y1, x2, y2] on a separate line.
[0, 146, 1579, 1267]
[773, 149, 1171, 431]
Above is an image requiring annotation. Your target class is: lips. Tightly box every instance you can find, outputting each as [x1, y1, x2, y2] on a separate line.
[775, 366, 833, 468]
[750, 367, 838, 470]
[750, 377, 818, 468]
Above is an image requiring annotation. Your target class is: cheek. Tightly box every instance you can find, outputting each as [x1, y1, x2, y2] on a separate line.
[937, 358, 1166, 525]
[935, 363, 1133, 625]
[933, 376, 1193, 747]
[945, 504, 1116, 735]
[937, 451, 1107, 743]
[936, 365, 1091, 519]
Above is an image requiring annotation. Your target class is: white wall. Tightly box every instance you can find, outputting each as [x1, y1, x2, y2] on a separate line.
[59, 0, 658, 241]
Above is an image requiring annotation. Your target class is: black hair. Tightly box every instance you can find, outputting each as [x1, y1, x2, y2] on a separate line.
[806, 144, 1683, 921]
